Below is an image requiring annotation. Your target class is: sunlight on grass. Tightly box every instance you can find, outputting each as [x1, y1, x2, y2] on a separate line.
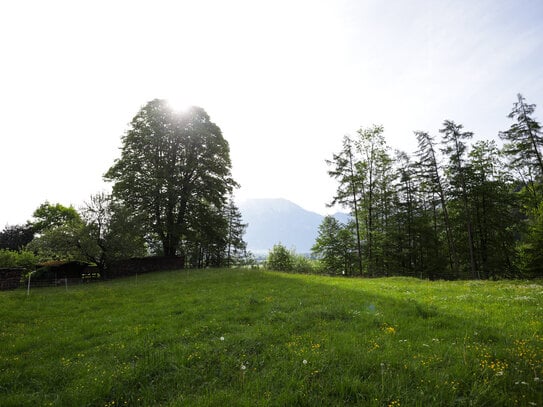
[1, 270, 542, 406]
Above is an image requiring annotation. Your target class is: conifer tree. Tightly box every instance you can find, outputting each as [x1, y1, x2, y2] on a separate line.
[500, 94, 543, 179]
[440, 120, 478, 279]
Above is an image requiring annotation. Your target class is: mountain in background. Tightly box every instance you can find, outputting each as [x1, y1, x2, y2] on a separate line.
[238, 198, 349, 254]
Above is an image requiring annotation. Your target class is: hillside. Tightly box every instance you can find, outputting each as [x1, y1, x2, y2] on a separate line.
[238, 198, 349, 254]
[1, 270, 541, 406]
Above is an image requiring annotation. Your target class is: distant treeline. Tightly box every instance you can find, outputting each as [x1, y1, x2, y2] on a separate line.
[313, 94, 543, 279]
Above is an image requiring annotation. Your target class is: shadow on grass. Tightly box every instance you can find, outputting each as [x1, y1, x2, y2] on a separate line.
[101, 270, 533, 406]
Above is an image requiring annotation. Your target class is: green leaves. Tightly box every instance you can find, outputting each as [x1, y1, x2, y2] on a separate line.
[104, 99, 238, 260]
[312, 216, 357, 275]
[31, 202, 82, 233]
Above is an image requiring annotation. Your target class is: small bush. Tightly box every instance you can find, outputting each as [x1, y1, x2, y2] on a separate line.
[292, 254, 314, 273]
[266, 243, 293, 272]
[266, 244, 315, 273]
[0, 249, 38, 270]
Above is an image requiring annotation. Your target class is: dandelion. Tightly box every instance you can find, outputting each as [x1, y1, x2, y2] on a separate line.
[302, 359, 308, 365]
[382, 323, 396, 334]
[220, 336, 225, 341]
[241, 364, 246, 371]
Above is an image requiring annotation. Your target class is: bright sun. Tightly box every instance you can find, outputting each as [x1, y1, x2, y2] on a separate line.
[167, 98, 193, 113]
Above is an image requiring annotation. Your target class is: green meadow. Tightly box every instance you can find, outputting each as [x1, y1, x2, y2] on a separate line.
[1, 269, 542, 406]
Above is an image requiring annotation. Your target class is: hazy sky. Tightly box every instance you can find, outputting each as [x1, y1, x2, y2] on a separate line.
[1, 0, 543, 227]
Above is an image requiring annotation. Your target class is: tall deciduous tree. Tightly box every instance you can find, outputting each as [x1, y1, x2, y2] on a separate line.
[27, 203, 84, 262]
[104, 100, 237, 260]
[31, 202, 81, 234]
[0, 224, 34, 251]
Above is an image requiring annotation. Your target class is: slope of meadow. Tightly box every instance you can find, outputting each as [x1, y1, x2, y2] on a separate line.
[1, 269, 542, 406]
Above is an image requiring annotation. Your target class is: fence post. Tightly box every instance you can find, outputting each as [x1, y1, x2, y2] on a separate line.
[27, 271, 31, 296]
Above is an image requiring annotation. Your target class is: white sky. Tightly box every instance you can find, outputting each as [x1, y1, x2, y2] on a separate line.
[1, 0, 543, 227]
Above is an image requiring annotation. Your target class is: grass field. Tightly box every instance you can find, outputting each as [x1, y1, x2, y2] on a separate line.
[1, 269, 542, 406]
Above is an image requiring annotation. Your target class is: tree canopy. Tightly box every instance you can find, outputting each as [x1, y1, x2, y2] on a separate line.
[104, 99, 239, 262]
[320, 94, 543, 279]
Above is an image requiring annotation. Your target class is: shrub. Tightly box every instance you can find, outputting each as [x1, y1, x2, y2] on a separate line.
[0, 249, 38, 270]
[266, 243, 293, 272]
[292, 254, 315, 273]
[266, 244, 315, 273]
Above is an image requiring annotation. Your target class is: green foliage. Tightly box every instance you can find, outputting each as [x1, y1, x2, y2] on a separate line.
[224, 198, 248, 267]
[499, 94, 543, 179]
[27, 201, 85, 263]
[78, 193, 146, 274]
[0, 224, 34, 251]
[0, 249, 38, 269]
[291, 253, 315, 273]
[31, 202, 81, 233]
[26, 223, 85, 262]
[519, 202, 543, 277]
[266, 243, 294, 272]
[26, 196, 146, 272]
[266, 243, 314, 273]
[312, 216, 357, 275]
[0, 270, 542, 406]
[323, 95, 543, 280]
[104, 100, 238, 258]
